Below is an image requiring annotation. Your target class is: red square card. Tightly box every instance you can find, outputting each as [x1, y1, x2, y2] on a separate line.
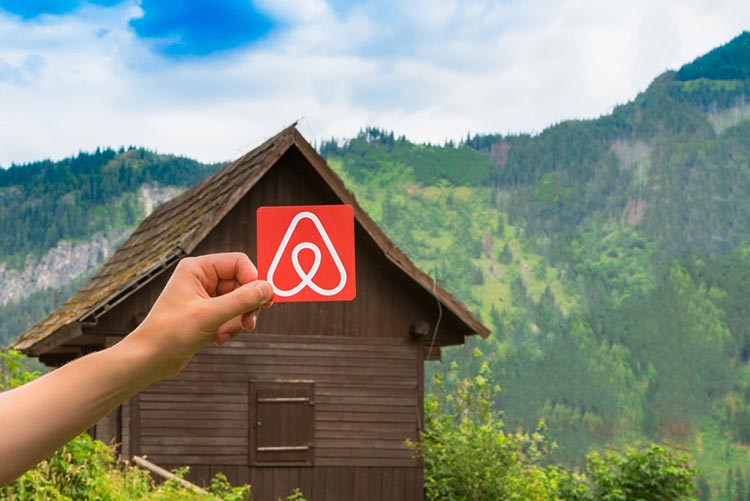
[256, 205, 356, 302]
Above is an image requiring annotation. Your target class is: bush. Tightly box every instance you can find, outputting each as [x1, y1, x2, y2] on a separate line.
[412, 350, 699, 500]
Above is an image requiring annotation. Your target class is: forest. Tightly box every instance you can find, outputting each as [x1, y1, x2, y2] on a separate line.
[318, 32, 750, 499]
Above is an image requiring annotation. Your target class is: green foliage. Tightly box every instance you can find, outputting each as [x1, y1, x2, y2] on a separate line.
[0, 349, 40, 390]
[321, 126, 496, 186]
[0, 147, 221, 266]
[411, 353, 563, 501]
[586, 445, 697, 500]
[676, 31, 750, 81]
[415, 352, 698, 500]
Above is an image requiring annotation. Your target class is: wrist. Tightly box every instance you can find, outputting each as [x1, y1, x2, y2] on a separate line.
[113, 329, 182, 388]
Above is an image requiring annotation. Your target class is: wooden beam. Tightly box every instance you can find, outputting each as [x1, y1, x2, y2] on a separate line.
[132, 456, 209, 495]
[26, 322, 83, 357]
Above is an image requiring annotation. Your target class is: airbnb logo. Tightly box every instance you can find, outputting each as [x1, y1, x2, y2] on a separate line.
[257, 205, 356, 302]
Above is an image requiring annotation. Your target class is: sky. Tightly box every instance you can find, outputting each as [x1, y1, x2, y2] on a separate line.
[0, 0, 748, 167]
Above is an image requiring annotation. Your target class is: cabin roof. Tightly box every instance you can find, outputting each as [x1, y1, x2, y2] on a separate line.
[13, 125, 489, 355]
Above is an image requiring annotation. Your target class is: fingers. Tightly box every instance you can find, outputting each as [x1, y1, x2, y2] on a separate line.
[192, 253, 259, 294]
[214, 308, 261, 345]
[208, 280, 273, 327]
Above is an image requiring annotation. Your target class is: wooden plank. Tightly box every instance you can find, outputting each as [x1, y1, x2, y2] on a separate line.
[317, 412, 415, 423]
[313, 467, 326, 501]
[368, 468, 383, 500]
[188, 357, 415, 371]
[298, 468, 313, 500]
[259, 467, 273, 501]
[405, 468, 417, 501]
[315, 386, 418, 398]
[340, 467, 355, 498]
[354, 467, 368, 496]
[392, 467, 406, 501]
[417, 467, 424, 501]
[185, 363, 416, 377]
[383, 467, 394, 499]
[316, 458, 417, 468]
[315, 395, 415, 406]
[132, 456, 209, 495]
[316, 430, 415, 441]
[144, 455, 247, 465]
[287, 468, 300, 498]
[316, 439, 412, 450]
[141, 401, 247, 412]
[170, 372, 417, 386]
[140, 393, 244, 403]
[140, 410, 246, 420]
[243, 335, 416, 351]
[195, 348, 417, 362]
[140, 419, 247, 431]
[129, 393, 140, 457]
[316, 448, 412, 459]
[141, 445, 247, 456]
[143, 380, 247, 394]
[237, 465, 251, 486]
[316, 403, 415, 414]
[192, 465, 210, 487]
[316, 421, 415, 433]
[140, 436, 245, 446]
[325, 467, 342, 500]
[276, 468, 290, 499]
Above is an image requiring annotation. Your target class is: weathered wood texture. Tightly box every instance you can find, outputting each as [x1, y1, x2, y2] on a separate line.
[131, 334, 423, 499]
[136, 335, 420, 464]
[151, 464, 422, 501]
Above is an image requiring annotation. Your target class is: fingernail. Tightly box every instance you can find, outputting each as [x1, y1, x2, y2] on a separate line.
[218, 333, 232, 345]
[257, 281, 272, 299]
[248, 310, 259, 332]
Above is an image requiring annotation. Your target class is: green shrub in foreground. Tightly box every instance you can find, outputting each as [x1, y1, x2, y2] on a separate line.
[411, 350, 698, 500]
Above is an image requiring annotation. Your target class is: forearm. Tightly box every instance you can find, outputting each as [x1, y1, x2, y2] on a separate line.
[0, 253, 272, 486]
[0, 335, 160, 485]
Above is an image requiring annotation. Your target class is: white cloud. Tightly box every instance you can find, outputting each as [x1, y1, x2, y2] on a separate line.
[1, 0, 749, 167]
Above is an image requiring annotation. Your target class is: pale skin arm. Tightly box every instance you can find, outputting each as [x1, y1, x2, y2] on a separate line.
[0, 253, 273, 486]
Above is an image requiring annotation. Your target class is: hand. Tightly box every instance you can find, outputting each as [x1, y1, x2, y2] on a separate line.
[128, 252, 274, 379]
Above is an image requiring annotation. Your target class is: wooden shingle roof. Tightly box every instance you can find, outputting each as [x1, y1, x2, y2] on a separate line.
[13, 125, 489, 356]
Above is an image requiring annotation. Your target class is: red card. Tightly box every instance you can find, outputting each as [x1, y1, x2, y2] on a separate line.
[257, 205, 356, 302]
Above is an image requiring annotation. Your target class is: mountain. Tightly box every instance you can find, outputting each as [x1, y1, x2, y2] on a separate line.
[4, 32, 750, 499]
[0, 148, 223, 345]
[320, 32, 750, 499]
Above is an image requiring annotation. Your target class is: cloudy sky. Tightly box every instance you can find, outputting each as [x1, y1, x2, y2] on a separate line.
[0, 0, 748, 167]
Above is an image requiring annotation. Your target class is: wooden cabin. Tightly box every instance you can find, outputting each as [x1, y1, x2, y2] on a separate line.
[13, 125, 489, 500]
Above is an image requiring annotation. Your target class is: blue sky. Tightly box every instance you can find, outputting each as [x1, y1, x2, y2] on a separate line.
[0, 0, 749, 166]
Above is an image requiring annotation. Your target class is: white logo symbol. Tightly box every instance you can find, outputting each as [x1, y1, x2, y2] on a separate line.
[267, 211, 348, 297]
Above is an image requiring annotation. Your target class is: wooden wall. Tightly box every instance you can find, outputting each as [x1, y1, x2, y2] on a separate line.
[129, 334, 423, 500]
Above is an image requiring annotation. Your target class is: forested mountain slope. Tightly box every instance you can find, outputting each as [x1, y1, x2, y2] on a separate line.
[0, 148, 222, 345]
[321, 32, 750, 499]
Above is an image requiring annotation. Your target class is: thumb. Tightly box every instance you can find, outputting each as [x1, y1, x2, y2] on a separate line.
[207, 280, 274, 326]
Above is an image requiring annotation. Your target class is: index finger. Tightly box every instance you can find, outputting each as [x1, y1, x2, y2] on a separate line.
[198, 252, 259, 288]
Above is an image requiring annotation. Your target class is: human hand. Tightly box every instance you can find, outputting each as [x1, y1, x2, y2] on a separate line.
[126, 253, 274, 380]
